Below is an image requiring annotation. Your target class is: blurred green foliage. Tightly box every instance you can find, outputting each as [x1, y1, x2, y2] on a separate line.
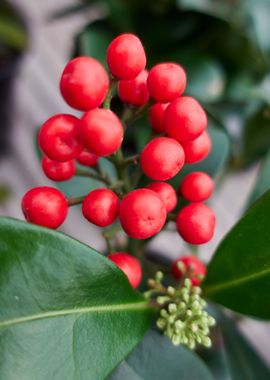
[0, 1, 27, 60]
[55, 0, 270, 168]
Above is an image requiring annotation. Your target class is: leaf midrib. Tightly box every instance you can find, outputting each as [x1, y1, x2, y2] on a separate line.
[0, 301, 149, 329]
[204, 267, 270, 295]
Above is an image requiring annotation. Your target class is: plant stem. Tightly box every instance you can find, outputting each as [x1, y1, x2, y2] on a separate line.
[102, 231, 114, 253]
[113, 148, 131, 194]
[103, 78, 117, 109]
[124, 154, 140, 166]
[68, 195, 85, 206]
[75, 168, 111, 186]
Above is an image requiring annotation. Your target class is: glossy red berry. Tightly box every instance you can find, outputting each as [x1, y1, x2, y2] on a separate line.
[179, 172, 214, 202]
[107, 33, 146, 80]
[164, 97, 207, 143]
[182, 131, 212, 164]
[172, 256, 206, 286]
[38, 114, 83, 162]
[140, 137, 185, 181]
[60, 57, 109, 111]
[176, 203, 216, 245]
[149, 102, 170, 133]
[42, 157, 75, 182]
[119, 188, 166, 239]
[82, 189, 119, 227]
[147, 63, 186, 103]
[118, 69, 149, 106]
[77, 149, 99, 167]
[146, 182, 177, 213]
[108, 252, 142, 288]
[21, 186, 68, 229]
[80, 108, 124, 156]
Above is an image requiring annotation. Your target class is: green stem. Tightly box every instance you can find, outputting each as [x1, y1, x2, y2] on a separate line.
[68, 195, 85, 206]
[75, 168, 111, 186]
[113, 148, 131, 194]
[103, 78, 117, 109]
[124, 154, 140, 166]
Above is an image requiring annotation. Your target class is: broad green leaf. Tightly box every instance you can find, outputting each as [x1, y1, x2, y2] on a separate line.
[169, 126, 230, 190]
[177, 0, 232, 21]
[200, 308, 270, 379]
[110, 329, 214, 380]
[0, 217, 152, 380]
[218, 312, 270, 379]
[247, 149, 270, 208]
[203, 190, 270, 319]
[243, 106, 270, 165]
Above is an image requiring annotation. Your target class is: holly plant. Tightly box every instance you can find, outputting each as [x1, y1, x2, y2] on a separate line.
[0, 33, 270, 379]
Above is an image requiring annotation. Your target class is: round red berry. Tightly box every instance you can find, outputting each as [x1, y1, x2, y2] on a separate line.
[176, 203, 216, 245]
[42, 157, 75, 182]
[147, 63, 186, 103]
[164, 97, 207, 143]
[119, 188, 166, 239]
[21, 186, 68, 229]
[118, 69, 149, 106]
[77, 149, 99, 167]
[82, 189, 119, 227]
[80, 108, 124, 156]
[60, 57, 109, 111]
[179, 172, 214, 202]
[107, 33, 146, 80]
[182, 131, 212, 164]
[146, 182, 177, 213]
[149, 102, 170, 133]
[38, 114, 83, 162]
[108, 252, 142, 288]
[140, 137, 185, 181]
[172, 256, 206, 286]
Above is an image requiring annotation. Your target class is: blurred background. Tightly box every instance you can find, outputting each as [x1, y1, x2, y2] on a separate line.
[0, 0, 269, 371]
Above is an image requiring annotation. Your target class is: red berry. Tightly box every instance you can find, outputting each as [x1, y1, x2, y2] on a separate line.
[108, 252, 142, 288]
[146, 182, 177, 213]
[21, 186, 68, 229]
[38, 114, 83, 162]
[42, 157, 75, 182]
[164, 97, 207, 143]
[147, 63, 186, 103]
[80, 108, 124, 156]
[118, 69, 149, 106]
[172, 256, 206, 286]
[182, 131, 212, 164]
[77, 149, 99, 167]
[60, 57, 109, 111]
[107, 33, 146, 80]
[140, 137, 185, 181]
[176, 203, 216, 245]
[149, 102, 170, 133]
[119, 188, 166, 239]
[82, 189, 119, 227]
[179, 172, 214, 202]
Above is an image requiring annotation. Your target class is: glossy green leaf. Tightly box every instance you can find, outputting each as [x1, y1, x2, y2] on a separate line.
[169, 126, 230, 190]
[243, 106, 270, 165]
[201, 308, 270, 379]
[0, 217, 152, 380]
[247, 149, 270, 208]
[203, 190, 270, 319]
[177, 0, 232, 21]
[110, 329, 214, 380]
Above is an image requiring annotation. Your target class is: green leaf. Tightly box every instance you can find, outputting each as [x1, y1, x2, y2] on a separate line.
[247, 149, 270, 208]
[203, 190, 270, 319]
[169, 126, 230, 190]
[0, 217, 152, 380]
[110, 329, 214, 380]
[243, 106, 270, 165]
[201, 308, 270, 379]
[176, 0, 232, 21]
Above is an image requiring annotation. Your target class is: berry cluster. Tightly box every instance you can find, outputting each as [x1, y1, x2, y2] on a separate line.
[22, 33, 216, 292]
